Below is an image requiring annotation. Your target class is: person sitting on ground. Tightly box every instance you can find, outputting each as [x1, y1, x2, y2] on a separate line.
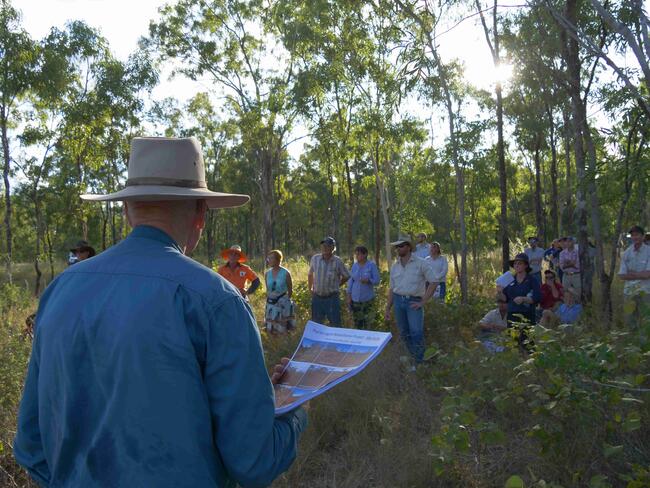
[264, 249, 296, 334]
[503, 253, 542, 326]
[539, 287, 583, 328]
[618, 225, 650, 328]
[424, 241, 448, 301]
[413, 232, 432, 259]
[503, 253, 541, 353]
[346, 245, 381, 329]
[478, 292, 509, 353]
[525, 236, 544, 284]
[68, 240, 96, 265]
[217, 245, 260, 300]
[540, 269, 563, 311]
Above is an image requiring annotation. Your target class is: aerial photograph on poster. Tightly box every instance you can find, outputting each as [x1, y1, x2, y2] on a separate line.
[292, 338, 375, 367]
[274, 321, 392, 415]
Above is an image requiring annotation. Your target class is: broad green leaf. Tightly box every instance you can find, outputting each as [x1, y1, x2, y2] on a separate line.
[505, 475, 525, 488]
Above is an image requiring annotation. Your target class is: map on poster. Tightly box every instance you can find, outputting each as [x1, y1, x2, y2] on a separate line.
[274, 321, 392, 415]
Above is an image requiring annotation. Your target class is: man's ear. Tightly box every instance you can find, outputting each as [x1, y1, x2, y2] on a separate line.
[195, 200, 208, 229]
[124, 202, 133, 227]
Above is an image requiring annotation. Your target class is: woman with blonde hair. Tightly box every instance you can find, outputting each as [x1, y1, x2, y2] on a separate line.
[264, 249, 296, 333]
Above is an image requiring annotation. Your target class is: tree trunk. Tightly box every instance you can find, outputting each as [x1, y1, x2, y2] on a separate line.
[344, 158, 355, 261]
[496, 82, 509, 273]
[562, 110, 573, 235]
[1, 115, 12, 282]
[564, 0, 593, 304]
[33, 195, 43, 296]
[547, 106, 560, 238]
[374, 190, 381, 267]
[45, 223, 54, 282]
[372, 144, 391, 266]
[442, 87, 468, 302]
[260, 151, 274, 258]
[533, 137, 545, 239]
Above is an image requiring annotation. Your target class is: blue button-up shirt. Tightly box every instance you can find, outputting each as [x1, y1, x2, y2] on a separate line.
[14, 225, 307, 488]
[346, 260, 380, 302]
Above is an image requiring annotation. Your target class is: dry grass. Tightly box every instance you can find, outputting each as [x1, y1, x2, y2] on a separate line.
[1, 254, 647, 488]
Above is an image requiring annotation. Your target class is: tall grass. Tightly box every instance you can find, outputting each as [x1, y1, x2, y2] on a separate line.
[1, 256, 648, 488]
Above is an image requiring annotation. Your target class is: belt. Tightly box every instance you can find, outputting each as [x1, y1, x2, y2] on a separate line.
[564, 271, 580, 275]
[394, 293, 422, 300]
[314, 292, 338, 298]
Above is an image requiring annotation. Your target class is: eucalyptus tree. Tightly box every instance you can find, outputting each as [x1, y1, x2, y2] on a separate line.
[0, 0, 38, 281]
[389, 0, 470, 302]
[148, 0, 299, 257]
[476, 0, 509, 272]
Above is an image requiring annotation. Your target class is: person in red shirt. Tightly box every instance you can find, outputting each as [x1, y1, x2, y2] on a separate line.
[217, 245, 260, 299]
[540, 269, 563, 310]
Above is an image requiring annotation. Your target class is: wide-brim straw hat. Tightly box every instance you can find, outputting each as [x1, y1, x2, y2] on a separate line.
[80, 137, 250, 209]
[221, 245, 247, 263]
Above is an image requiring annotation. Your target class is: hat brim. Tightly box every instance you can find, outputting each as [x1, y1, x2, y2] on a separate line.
[509, 259, 532, 273]
[81, 186, 250, 209]
[390, 240, 413, 247]
[221, 249, 247, 263]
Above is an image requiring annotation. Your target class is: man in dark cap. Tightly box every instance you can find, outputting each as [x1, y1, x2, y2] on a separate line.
[308, 236, 350, 326]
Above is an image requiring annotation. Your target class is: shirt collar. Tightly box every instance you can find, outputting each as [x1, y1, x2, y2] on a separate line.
[129, 225, 183, 254]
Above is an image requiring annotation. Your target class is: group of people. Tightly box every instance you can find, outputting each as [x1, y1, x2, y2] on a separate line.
[479, 227, 650, 352]
[13, 136, 650, 488]
[213, 232, 448, 356]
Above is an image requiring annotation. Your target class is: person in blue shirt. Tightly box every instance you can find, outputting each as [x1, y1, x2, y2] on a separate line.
[346, 246, 381, 329]
[14, 137, 308, 488]
[502, 253, 542, 350]
[540, 287, 583, 328]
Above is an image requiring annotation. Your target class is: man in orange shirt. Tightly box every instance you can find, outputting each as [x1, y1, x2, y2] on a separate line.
[217, 245, 261, 299]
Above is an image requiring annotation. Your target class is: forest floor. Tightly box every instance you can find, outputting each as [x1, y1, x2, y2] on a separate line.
[1, 259, 649, 488]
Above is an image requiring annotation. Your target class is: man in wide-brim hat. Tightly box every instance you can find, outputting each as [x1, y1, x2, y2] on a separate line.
[14, 137, 308, 488]
[384, 234, 437, 369]
[68, 239, 96, 265]
[217, 244, 260, 299]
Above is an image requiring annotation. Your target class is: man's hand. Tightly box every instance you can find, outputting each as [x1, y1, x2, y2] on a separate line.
[410, 300, 425, 310]
[346, 294, 352, 306]
[271, 357, 291, 385]
[513, 296, 525, 305]
[271, 358, 311, 412]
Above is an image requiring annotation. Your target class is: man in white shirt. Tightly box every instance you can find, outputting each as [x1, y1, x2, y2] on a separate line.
[525, 237, 545, 284]
[424, 241, 448, 300]
[478, 293, 509, 353]
[413, 232, 432, 259]
[384, 236, 437, 367]
[619, 225, 650, 328]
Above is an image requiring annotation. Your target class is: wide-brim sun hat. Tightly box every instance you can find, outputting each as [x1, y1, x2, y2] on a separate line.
[390, 235, 414, 248]
[80, 137, 250, 209]
[509, 252, 532, 273]
[221, 245, 247, 263]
